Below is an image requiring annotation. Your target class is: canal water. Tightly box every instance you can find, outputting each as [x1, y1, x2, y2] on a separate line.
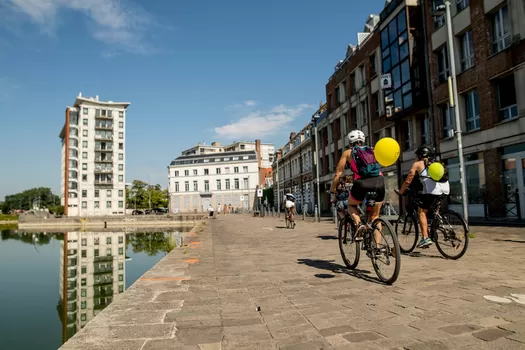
[0, 227, 190, 350]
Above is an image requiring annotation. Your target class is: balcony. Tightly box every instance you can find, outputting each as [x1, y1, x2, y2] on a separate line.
[94, 256, 113, 262]
[95, 157, 113, 163]
[95, 113, 113, 120]
[94, 168, 113, 174]
[94, 180, 113, 186]
[95, 135, 113, 141]
[95, 123, 113, 130]
[95, 146, 113, 151]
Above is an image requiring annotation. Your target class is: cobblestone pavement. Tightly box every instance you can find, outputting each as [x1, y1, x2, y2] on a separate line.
[61, 215, 525, 350]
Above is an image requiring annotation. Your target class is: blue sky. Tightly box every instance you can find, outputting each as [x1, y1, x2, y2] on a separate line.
[0, 0, 385, 199]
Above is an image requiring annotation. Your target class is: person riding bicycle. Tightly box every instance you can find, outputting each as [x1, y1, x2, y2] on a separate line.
[330, 130, 385, 244]
[398, 145, 450, 248]
[285, 193, 296, 224]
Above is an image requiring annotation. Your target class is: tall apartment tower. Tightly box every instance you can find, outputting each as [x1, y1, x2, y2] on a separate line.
[59, 93, 130, 216]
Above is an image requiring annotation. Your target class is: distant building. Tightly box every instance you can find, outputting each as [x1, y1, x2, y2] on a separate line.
[168, 140, 274, 212]
[59, 93, 130, 217]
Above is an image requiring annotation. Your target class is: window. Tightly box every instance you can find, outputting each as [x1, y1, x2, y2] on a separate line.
[118, 201, 123, 208]
[82, 129, 88, 137]
[81, 289, 87, 297]
[225, 167, 230, 174]
[106, 201, 111, 208]
[456, 0, 469, 11]
[243, 178, 249, 189]
[193, 180, 198, 191]
[81, 301, 87, 309]
[440, 104, 455, 138]
[420, 117, 429, 145]
[436, 46, 449, 83]
[216, 168, 221, 174]
[106, 248, 112, 256]
[119, 143, 123, 150]
[118, 190, 123, 197]
[491, 5, 511, 54]
[82, 140, 88, 148]
[119, 262, 123, 270]
[82, 201, 87, 208]
[335, 86, 341, 105]
[82, 190, 87, 198]
[446, 153, 484, 205]
[119, 274, 124, 281]
[81, 249, 87, 257]
[118, 164, 123, 171]
[83, 118, 88, 126]
[119, 121, 123, 128]
[119, 153, 123, 160]
[108, 110, 113, 118]
[174, 171, 179, 177]
[234, 178, 240, 189]
[118, 175, 123, 182]
[82, 152, 87, 159]
[234, 167, 239, 173]
[243, 166, 248, 173]
[432, 0, 445, 28]
[225, 179, 231, 190]
[496, 74, 518, 121]
[94, 238, 99, 245]
[83, 107, 88, 115]
[359, 65, 366, 86]
[107, 190, 112, 196]
[369, 54, 376, 75]
[204, 180, 210, 192]
[216, 179, 221, 190]
[94, 201, 100, 208]
[119, 132, 123, 139]
[119, 285, 124, 293]
[464, 89, 480, 131]
[460, 31, 474, 71]
[95, 190, 99, 197]
[184, 181, 189, 191]
[94, 249, 99, 257]
[204, 169, 209, 175]
[119, 111, 124, 118]
[81, 238, 87, 246]
[174, 181, 180, 192]
[193, 169, 197, 176]
[184, 170, 189, 176]
[402, 119, 412, 150]
[82, 174, 87, 182]
[101, 109, 106, 116]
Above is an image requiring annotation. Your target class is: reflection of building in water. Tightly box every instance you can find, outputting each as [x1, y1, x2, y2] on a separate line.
[59, 232, 127, 343]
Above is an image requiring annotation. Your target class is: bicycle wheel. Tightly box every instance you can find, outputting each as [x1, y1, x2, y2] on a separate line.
[370, 218, 401, 285]
[338, 217, 360, 269]
[433, 210, 469, 260]
[395, 212, 419, 253]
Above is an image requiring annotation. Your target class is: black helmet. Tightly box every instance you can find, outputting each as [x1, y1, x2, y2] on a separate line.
[415, 146, 432, 158]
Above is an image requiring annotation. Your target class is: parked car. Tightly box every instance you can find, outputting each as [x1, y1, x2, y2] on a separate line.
[132, 209, 145, 215]
[152, 208, 168, 215]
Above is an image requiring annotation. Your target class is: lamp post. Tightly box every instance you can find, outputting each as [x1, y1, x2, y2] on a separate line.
[276, 150, 281, 218]
[434, 1, 469, 223]
[312, 115, 321, 222]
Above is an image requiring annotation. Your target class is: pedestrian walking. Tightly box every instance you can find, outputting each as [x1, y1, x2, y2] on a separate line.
[217, 203, 222, 217]
[207, 204, 214, 219]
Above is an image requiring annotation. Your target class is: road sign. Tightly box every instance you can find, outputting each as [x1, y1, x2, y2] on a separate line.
[380, 73, 392, 89]
[257, 189, 263, 198]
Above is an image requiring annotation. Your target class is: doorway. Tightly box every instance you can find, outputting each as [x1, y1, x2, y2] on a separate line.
[502, 152, 525, 219]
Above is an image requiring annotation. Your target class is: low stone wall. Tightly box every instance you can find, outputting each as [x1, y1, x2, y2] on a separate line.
[0, 220, 17, 225]
[18, 214, 206, 229]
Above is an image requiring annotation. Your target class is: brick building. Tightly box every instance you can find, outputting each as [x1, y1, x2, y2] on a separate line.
[318, 13, 399, 213]
[425, 0, 525, 218]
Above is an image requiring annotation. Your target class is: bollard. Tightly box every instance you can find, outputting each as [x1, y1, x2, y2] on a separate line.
[314, 205, 318, 223]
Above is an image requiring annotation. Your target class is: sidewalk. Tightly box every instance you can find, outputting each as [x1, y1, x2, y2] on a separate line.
[62, 215, 525, 350]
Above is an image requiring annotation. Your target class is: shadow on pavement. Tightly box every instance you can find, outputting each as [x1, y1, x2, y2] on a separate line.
[405, 251, 444, 259]
[297, 258, 383, 285]
[493, 239, 525, 244]
[275, 226, 289, 229]
[317, 235, 338, 240]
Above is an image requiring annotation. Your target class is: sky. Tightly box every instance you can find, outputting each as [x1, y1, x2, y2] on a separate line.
[0, 0, 385, 199]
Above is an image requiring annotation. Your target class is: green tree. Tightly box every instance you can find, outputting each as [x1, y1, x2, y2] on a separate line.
[126, 180, 168, 209]
[2, 187, 60, 212]
[127, 232, 174, 256]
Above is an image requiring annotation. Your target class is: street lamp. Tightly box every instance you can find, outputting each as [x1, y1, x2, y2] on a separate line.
[311, 115, 321, 222]
[433, 1, 469, 223]
[276, 150, 281, 218]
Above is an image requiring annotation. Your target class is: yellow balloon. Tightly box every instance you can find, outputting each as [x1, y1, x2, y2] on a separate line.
[374, 137, 400, 167]
[428, 162, 445, 181]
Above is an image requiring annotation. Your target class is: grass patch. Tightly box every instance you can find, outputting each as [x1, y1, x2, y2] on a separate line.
[0, 214, 18, 221]
[0, 224, 18, 230]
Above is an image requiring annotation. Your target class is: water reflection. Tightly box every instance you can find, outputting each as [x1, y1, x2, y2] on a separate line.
[0, 227, 190, 349]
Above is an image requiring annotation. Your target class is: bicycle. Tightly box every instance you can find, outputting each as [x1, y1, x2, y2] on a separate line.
[394, 191, 469, 259]
[337, 193, 402, 285]
[285, 208, 296, 229]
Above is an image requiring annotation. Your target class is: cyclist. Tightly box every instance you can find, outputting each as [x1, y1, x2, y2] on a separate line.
[398, 146, 450, 248]
[284, 193, 296, 226]
[330, 130, 385, 244]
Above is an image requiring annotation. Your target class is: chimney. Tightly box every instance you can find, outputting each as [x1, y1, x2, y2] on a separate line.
[78, 92, 82, 98]
[95, 95, 99, 101]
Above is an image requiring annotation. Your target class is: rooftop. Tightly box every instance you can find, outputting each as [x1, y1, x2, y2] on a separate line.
[169, 150, 258, 166]
[72, 92, 130, 109]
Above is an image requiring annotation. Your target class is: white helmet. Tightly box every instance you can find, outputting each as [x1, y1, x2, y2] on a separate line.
[348, 130, 365, 144]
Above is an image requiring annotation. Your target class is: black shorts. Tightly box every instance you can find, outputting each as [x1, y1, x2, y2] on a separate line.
[350, 176, 385, 202]
[418, 194, 439, 210]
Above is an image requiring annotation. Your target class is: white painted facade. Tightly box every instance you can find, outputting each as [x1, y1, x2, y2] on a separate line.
[182, 141, 275, 168]
[59, 232, 126, 334]
[168, 151, 260, 213]
[60, 93, 130, 216]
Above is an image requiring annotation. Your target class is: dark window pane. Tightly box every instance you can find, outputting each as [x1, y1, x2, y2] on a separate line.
[402, 81, 412, 94]
[382, 47, 390, 59]
[397, 9, 407, 34]
[381, 29, 389, 48]
[403, 93, 413, 109]
[383, 56, 391, 72]
[389, 17, 397, 43]
[399, 42, 409, 60]
[391, 41, 399, 66]
[394, 90, 403, 111]
[392, 66, 401, 89]
[401, 59, 410, 84]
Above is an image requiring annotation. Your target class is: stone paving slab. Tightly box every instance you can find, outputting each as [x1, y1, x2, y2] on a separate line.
[61, 215, 525, 349]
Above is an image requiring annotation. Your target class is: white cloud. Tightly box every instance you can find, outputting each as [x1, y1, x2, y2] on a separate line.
[3, 0, 161, 54]
[215, 103, 312, 140]
[244, 100, 257, 106]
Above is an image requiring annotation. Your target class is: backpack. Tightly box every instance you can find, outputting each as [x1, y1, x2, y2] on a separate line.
[352, 146, 380, 178]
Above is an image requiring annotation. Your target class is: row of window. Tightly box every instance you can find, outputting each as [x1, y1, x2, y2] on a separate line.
[81, 236, 124, 245]
[174, 178, 250, 192]
[81, 201, 125, 209]
[174, 166, 249, 177]
[81, 248, 124, 258]
[81, 189, 124, 198]
[82, 107, 124, 118]
[69, 172, 124, 184]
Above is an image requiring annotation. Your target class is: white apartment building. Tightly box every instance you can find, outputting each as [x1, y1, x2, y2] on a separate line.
[59, 231, 126, 340]
[59, 93, 130, 216]
[168, 150, 260, 213]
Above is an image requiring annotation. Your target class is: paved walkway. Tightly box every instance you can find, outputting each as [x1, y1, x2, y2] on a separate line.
[61, 215, 525, 350]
